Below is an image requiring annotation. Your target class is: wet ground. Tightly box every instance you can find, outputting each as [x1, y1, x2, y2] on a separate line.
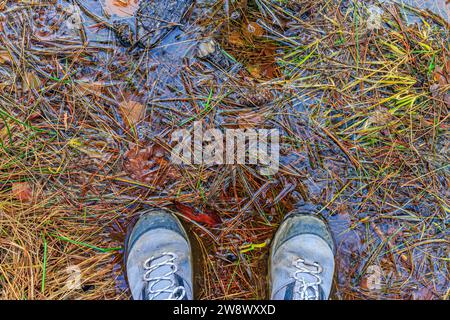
[0, 0, 448, 299]
[382, 0, 449, 23]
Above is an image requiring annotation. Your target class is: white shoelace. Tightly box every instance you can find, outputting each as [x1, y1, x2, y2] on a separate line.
[292, 258, 323, 300]
[143, 252, 186, 300]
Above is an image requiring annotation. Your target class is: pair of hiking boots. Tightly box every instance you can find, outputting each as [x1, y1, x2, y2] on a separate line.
[125, 207, 335, 300]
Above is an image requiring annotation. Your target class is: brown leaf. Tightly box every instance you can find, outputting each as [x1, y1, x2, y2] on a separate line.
[243, 22, 265, 38]
[173, 201, 221, 226]
[0, 51, 11, 64]
[433, 66, 448, 86]
[444, 94, 450, 107]
[12, 182, 33, 202]
[119, 100, 145, 126]
[412, 286, 435, 300]
[366, 108, 392, 127]
[445, 58, 450, 75]
[238, 112, 264, 128]
[124, 144, 177, 185]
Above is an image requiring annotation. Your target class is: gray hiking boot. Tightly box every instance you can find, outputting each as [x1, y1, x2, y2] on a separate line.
[269, 209, 335, 300]
[125, 209, 193, 300]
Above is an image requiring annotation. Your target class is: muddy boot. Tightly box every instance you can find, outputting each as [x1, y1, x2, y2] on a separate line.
[269, 209, 335, 300]
[125, 209, 193, 300]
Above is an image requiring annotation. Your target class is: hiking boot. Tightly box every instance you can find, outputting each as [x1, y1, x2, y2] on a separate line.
[125, 209, 193, 300]
[269, 208, 335, 300]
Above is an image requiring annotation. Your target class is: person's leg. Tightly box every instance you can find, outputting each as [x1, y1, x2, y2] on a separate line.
[125, 209, 193, 300]
[269, 206, 335, 300]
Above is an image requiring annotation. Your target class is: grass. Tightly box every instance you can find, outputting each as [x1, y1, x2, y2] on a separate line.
[0, 0, 448, 300]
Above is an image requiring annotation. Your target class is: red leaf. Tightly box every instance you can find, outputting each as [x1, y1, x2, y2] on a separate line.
[173, 201, 221, 227]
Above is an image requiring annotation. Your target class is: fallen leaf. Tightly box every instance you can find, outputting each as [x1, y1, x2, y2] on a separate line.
[360, 265, 383, 291]
[445, 58, 450, 75]
[444, 94, 450, 107]
[68, 138, 112, 162]
[412, 285, 435, 300]
[23, 71, 42, 92]
[433, 66, 448, 85]
[119, 100, 145, 127]
[366, 108, 392, 127]
[124, 144, 177, 185]
[366, 5, 384, 31]
[229, 31, 245, 46]
[12, 182, 33, 202]
[174, 201, 222, 227]
[243, 22, 265, 37]
[104, 0, 139, 18]
[197, 39, 216, 58]
[77, 79, 104, 96]
[248, 65, 262, 78]
[247, 62, 278, 79]
[238, 112, 264, 128]
[0, 51, 11, 64]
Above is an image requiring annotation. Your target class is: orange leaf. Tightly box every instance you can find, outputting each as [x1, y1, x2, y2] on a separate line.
[444, 59, 450, 75]
[229, 32, 245, 46]
[12, 182, 33, 202]
[173, 201, 221, 227]
[119, 100, 145, 127]
[243, 22, 265, 37]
